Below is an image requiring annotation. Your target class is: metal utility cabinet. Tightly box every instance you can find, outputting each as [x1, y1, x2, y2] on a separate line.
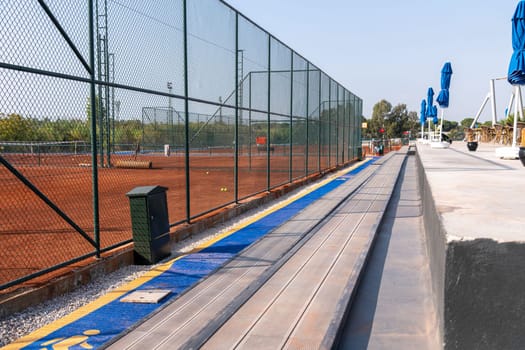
[126, 185, 171, 264]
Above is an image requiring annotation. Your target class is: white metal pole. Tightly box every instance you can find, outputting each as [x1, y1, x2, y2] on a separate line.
[471, 93, 491, 129]
[490, 79, 498, 126]
[506, 90, 515, 120]
[439, 109, 445, 141]
[428, 117, 432, 142]
[513, 85, 519, 148]
[513, 85, 523, 148]
[518, 85, 523, 119]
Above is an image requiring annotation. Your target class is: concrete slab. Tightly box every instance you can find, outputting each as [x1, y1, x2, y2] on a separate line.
[120, 289, 171, 304]
[416, 141, 525, 349]
[417, 142, 524, 243]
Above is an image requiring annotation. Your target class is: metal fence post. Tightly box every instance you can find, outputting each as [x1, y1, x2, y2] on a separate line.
[234, 12, 239, 202]
[328, 78, 331, 167]
[354, 96, 363, 151]
[89, 0, 101, 257]
[289, 50, 293, 183]
[249, 73, 252, 170]
[336, 85, 339, 165]
[183, 0, 191, 222]
[267, 35, 271, 191]
[318, 70, 321, 173]
[342, 89, 348, 164]
[305, 63, 309, 176]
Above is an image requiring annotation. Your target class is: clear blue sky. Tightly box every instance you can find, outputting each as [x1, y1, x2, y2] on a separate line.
[226, 0, 518, 122]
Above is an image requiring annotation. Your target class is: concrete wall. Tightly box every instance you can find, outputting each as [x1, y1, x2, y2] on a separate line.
[416, 149, 446, 345]
[444, 239, 525, 349]
[416, 146, 525, 349]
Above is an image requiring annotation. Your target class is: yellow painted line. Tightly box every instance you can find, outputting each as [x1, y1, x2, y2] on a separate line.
[186, 159, 372, 254]
[2, 256, 181, 350]
[3, 159, 371, 350]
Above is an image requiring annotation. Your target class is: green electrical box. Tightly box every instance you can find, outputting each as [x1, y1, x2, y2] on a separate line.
[357, 146, 363, 161]
[126, 185, 171, 264]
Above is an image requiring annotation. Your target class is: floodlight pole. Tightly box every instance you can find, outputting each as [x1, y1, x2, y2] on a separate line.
[115, 100, 120, 122]
[218, 96, 222, 123]
[237, 48, 244, 126]
[167, 82, 173, 146]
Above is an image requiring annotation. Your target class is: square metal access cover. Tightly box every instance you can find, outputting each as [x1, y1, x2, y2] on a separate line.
[120, 289, 171, 304]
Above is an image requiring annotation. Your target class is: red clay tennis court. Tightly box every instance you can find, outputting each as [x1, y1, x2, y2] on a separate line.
[0, 148, 335, 290]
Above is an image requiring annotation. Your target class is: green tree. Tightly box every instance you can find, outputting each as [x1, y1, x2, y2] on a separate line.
[406, 111, 420, 137]
[0, 113, 37, 141]
[369, 100, 392, 137]
[448, 128, 464, 141]
[442, 120, 458, 132]
[384, 104, 418, 138]
[460, 118, 474, 129]
[118, 120, 142, 145]
[366, 101, 419, 139]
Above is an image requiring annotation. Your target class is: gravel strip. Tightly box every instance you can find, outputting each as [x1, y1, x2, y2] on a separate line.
[0, 176, 332, 347]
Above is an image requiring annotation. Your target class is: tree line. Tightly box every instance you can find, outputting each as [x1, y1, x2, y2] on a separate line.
[361, 99, 524, 141]
[0, 112, 315, 149]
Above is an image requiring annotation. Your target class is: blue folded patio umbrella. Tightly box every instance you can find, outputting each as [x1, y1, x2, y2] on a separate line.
[426, 87, 434, 116]
[437, 62, 453, 107]
[420, 99, 427, 125]
[508, 1, 525, 85]
[436, 89, 449, 108]
[440, 62, 453, 89]
[432, 106, 439, 125]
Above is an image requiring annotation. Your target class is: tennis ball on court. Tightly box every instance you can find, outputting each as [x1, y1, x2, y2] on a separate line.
[206, 171, 209, 175]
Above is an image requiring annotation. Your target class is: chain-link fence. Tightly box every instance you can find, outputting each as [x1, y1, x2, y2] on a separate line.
[0, 0, 363, 291]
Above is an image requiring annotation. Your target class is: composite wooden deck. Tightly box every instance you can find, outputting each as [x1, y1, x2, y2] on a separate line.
[106, 151, 407, 350]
